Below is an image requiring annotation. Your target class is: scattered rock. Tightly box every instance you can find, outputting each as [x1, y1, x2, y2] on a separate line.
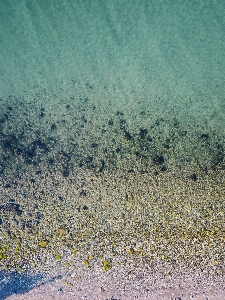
[62, 168, 69, 177]
[95, 160, 105, 172]
[58, 151, 71, 162]
[138, 128, 148, 139]
[31, 139, 48, 151]
[2, 134, 18, 152]
[79, 190, 87, 197]
[124, 130, 132, 141]
[21, 219, 39, 233]
[116, 111, 124, 116]
[153, 155, 165, 165]
[0, 202, 22, 215]
[51, 123, 57, 130]
[161, 165, 167, 171]
[120, 119, 126, 130]
[39, 241, 48, 248]
[91, 143, 98, 148]
[201, 133, 209, 139]
[191, 174, 197, 181]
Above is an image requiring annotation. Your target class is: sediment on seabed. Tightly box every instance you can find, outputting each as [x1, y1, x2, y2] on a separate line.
[0, 86, 224, 297]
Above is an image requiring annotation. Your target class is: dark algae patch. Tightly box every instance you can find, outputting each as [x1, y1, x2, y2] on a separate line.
[0, 94, 224, 181]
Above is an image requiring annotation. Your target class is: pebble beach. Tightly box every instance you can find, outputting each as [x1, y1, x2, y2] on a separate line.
[0, 81, 224, 299]
[0, 0, 225, 299]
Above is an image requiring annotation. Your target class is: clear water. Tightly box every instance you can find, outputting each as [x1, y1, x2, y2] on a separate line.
[0, 0, 225, 297]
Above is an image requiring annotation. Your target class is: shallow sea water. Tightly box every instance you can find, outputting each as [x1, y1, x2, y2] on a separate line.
[0, 0, 225, 299]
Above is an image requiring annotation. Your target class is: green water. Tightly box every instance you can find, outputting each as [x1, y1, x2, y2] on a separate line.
[1, 0, 225, 104]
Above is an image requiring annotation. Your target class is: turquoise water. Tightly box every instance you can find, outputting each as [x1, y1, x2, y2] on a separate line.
[1, 0, 225, 107]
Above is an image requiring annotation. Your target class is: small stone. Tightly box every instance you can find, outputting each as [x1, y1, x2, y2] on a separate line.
[91, 143, 98, 148]
[95, 160, 105, 172]
[129, 248, 135, 255]
[0, 202, 22, 216]
[98, 287, 105, 293]
[83, 260, 89, 266]
[39, 241, 48, 248]
[124, 130, 132, 140]
[201, 133, 209, 139]
[58, 151, 71, 162]
[153, 155, 164, 165]
[103, 259, 111, 271]
[11, 218, 19, 226]
[57, 227, 68, 236]
[138, 128, 148, 139]
[161, 165, 167, 171]
[62, 168, 69, 177]
[79, 190, 87, 197]
[103, 264, 111, 271]
[191, 174, 197, 181]
[51, 124, 57, 130]
[55, 253, 61, 260]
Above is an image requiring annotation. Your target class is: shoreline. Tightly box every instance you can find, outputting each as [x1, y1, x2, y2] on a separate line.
[2, 266, 225, 300]
[1, 88, 224, 299]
